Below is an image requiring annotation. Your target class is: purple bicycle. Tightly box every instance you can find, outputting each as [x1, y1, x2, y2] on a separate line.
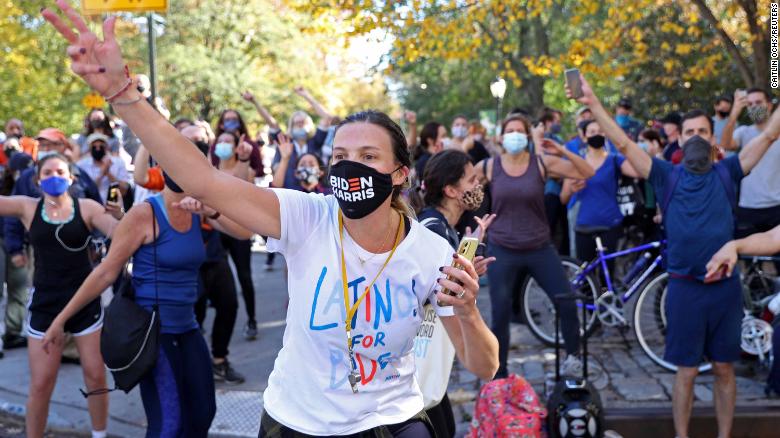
[521, 237, 712, 372]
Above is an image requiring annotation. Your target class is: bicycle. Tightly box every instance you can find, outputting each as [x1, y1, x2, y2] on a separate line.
[522, 239, 663, 343]
[524, 236, 777, 373]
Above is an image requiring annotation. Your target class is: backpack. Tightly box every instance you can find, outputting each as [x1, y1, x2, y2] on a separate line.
[468, 374, 547, 438]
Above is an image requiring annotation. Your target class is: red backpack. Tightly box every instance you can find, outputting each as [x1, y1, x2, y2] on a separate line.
[468, 374, 547, 438]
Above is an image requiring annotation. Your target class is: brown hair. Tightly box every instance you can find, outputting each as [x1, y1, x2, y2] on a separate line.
[501, 114, 532, 135]
[335, 110, 415, 218]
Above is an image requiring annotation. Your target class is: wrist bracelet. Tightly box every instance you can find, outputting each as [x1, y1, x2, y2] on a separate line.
[112, 95, 143, 106]
[104, 65, 133, 102]
[209, 211, 221, 220]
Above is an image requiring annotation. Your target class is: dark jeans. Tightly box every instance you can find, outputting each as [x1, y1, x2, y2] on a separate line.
[575, 225, 623, 284]
[425, 393, 455, 438]
[195, 258, 238, 359]
[736, 205, 780, 271]
[221, 234, 257, 322]
[487, 242, 580, 378]
[139, 330, 216, 438]
[545, 193, 570, 257]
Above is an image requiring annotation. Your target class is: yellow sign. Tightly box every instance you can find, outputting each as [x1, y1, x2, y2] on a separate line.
[82, 92, 106, 109]
[82, 0, 168, 15]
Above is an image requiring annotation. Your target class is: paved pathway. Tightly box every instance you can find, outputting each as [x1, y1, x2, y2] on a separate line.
[0, 247, 777, 437]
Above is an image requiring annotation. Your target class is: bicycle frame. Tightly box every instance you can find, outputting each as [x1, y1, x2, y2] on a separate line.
[572, 238, 666, 310]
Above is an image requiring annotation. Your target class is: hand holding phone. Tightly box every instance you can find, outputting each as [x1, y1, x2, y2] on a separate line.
[438, 237, 479, 306]
[107, 182, 120, 204]
[565, 68, 584, 100]
[703, 264, 728, 284]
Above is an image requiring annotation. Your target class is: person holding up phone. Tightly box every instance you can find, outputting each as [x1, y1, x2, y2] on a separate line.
[568, 71, 780, 438]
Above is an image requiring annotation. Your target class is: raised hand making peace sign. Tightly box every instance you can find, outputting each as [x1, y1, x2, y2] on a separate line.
[42, 1, 129, 99]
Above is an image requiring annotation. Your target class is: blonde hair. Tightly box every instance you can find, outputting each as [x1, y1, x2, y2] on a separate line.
[287, 111, 316, 139]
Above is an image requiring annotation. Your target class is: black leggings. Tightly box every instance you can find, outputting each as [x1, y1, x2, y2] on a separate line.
[221, 234, 256, 322]
[195, 258, 238, 359]
[487, 242, 580, 378]
[575, 226, 622, 282]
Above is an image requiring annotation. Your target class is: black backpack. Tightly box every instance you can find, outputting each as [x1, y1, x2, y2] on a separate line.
[546, 294, 604, 438]
[99, 201, 160, 393]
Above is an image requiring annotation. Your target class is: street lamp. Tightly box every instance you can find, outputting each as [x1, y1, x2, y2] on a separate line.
[490, 77, 507, 135]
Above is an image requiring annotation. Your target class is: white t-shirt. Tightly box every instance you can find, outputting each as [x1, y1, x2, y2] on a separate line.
[734, 124, 780, 209]
[413, 303, 456, 409]
[264, 189, 455, 435]
[76, 155, 131, 203]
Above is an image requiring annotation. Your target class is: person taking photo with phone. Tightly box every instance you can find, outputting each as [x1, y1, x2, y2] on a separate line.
[568, 72, 780, 438]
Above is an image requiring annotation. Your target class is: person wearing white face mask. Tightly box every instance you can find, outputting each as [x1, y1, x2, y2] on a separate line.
[476, 114, 595, 379]
[450, 115, 490, 164]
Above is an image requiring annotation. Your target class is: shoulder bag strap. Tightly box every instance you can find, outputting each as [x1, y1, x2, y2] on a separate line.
[661, 166, 683, 214]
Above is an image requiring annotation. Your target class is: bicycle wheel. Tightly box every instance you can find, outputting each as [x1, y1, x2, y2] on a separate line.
[633, 273, 712, 373]
[521, 257, 599, 346]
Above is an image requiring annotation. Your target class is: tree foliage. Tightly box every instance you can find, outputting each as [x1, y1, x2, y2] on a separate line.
[1, 0, 393, 136]
[300, 0, 767, 126]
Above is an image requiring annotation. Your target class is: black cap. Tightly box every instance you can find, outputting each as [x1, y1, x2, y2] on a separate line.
[660, 112, 682, 127]
[618, 97, 632, 109]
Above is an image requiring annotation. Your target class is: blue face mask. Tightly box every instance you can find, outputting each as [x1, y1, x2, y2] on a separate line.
[223, 119, 240, 132]
[292, 128, 309, 142]
[502, 132, 528, 155]
[550, 123, 562, 135]
[37, 150, 57, 160]
[214, 142, 234, 160]
[638, 141, 650, 152]
[40, 176, 70, 196]
[616, 114, 630, 128]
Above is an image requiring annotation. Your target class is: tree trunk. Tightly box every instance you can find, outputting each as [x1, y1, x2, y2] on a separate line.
[739, 0, 770, 88]
[691, 0, 755, 86]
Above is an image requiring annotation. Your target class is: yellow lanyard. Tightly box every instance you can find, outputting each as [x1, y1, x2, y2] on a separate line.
[338, 209, 403, 392]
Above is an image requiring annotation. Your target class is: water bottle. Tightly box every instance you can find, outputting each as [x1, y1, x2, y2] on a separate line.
[621, 251, 651, 285]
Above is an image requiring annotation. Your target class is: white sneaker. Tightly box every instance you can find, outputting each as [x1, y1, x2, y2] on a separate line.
[561, 355, 583, 377]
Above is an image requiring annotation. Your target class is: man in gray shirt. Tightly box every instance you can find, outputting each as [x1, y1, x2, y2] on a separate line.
[721, 88, 780, 243]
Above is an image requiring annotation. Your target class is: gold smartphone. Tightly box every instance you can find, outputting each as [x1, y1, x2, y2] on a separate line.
[437, 237, 479, 306]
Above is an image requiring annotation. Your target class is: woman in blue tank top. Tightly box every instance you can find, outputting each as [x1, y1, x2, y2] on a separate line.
[42, 166, 253, 437]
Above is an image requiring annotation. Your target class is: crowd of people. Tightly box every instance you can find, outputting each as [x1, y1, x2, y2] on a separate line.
[0, 2, 776, 437]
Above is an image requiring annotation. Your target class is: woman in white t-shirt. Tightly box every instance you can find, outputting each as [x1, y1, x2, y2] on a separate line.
[42, 5, 499, 436]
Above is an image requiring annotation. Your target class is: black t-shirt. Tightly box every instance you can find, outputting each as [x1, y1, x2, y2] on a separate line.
[417, 207, 459, 250]
[467, 140, 490, 164]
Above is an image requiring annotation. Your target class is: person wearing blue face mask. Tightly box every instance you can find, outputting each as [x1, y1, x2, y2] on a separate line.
[476, 114, 595, 379]
[0, 153, 121, 438]
[212, 109, 264, 180]
[4, 128, 103, 352]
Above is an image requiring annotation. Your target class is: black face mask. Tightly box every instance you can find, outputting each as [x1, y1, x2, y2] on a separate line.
[89, 119, 104, 130]
[587, 134, 606, 149]
[682, 135, 713, 175]
[91, 147, 106, 162]
[717, 110, 730, 118]
[162, 171, 184, 193]
[328, 160, 399, 219]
